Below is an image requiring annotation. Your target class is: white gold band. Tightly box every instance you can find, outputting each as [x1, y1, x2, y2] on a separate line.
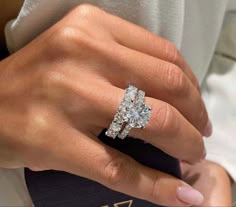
[105, 85, 138, 139]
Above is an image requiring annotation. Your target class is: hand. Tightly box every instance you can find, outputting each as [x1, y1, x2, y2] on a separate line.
[0, 4, 210, 206]
[182, 160, 232, 206]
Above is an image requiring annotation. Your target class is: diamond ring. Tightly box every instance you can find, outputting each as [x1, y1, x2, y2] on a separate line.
[118, 90, 151, 139]
[105, 85, 138, 139]
[105, 85, 152, 139]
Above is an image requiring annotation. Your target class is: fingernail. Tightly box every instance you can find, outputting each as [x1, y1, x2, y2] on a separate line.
[202, 147, 206, 159]
[177, 186, 204, 206]
[203, 120, 212, 137]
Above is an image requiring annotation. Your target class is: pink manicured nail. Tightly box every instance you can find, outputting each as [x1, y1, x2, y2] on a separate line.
[203, 120, 212, 137]
[176, 186, 204, 206]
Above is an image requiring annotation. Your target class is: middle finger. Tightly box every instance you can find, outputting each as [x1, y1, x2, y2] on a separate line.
[101, 44, 210, 137]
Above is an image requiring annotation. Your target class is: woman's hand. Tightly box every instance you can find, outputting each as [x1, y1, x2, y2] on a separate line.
[0, 4, 210, 206]
[182, 160, 232, 206]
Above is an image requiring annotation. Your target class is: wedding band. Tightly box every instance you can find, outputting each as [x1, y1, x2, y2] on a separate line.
[105, 85, 138, 139]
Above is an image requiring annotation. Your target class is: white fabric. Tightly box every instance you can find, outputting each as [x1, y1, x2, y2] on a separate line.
[2, 0, 236, 205]
[5, 0, 228, 83]
[0, 168, 32, 206]
[203, 11, 236, 181]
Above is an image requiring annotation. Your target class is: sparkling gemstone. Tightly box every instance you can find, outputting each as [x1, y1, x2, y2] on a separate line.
[127, 104, 151, 128]
[136, 91, 145, 106]
[112, 123, 121, 131]
[105, 129, 117, 138]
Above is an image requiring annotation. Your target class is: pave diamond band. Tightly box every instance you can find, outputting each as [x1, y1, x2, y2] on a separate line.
[105, 85, 151, 139]
[105, 85, 138, 139]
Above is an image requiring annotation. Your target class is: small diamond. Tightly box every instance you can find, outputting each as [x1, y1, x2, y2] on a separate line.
[112, 123, 121, 131]
[105, 129, 117, 138]
[136, 90, 145, 106]
[118, 124, 132, 139]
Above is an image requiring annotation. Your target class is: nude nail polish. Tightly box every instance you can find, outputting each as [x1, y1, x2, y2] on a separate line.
[203, 120, 212, 137]
[176, 186, 204, 206]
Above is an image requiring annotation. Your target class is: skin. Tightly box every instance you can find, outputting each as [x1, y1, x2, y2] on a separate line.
[182, 161, 232, 206]
[0, 2, 233, 206]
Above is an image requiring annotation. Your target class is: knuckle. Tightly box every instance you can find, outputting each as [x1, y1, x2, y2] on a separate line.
[164, 41, 180, 65]
[150, 174, 181, 205]
[52, 26, 84, 47]
[75, 4, 99, 19]
[56, 26, 78, 42]
[102, 156, 126, 188]
[51, 26, 95, 55]
[50, 26, 90, 54]
[151, 174, 162, 203]
[152, 103, 178, 136]
[49, 27, 77, 54]
[164, 65, 189, 96]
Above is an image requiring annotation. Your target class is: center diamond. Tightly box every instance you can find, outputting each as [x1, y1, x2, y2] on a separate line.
[126, 103, 151, 128]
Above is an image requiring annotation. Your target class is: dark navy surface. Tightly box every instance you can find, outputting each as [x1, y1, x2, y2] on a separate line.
[25, 130, 181, 207]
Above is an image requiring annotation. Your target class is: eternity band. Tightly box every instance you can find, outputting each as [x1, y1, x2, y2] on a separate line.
[105, 85, 138, 139]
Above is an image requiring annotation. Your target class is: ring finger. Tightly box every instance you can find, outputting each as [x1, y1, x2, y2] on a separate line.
[48, 70, 204, 163]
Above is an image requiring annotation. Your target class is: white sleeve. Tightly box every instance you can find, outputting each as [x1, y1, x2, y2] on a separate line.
[202, 11, 236, 182]
[0, 168, 32, 206]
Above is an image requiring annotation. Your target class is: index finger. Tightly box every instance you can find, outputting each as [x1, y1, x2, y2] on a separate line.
[54, 127, 204, 206]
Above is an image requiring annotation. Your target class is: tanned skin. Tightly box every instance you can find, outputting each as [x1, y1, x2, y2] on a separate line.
[0, 1, 233, 206]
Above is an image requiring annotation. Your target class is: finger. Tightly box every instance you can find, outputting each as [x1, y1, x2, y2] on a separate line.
[112, 26, 200, 91]
[102, 45, 210, 136]
[60, 6, 209, 136]
[77, 5, 200, 90]
[181, 161, 232, 206]
[100, 87, 205, 163]
[51, 75, 205, 163]
[53, 126, 204, 206]
[131, 97, 205, 164]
